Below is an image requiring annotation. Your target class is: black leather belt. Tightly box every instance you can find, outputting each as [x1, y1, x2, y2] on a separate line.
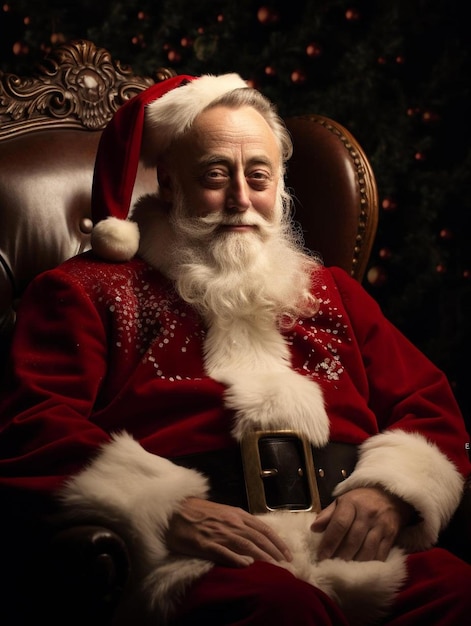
[172, 432, 358, 512]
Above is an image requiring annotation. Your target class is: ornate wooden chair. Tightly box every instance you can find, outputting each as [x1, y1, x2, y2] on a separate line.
[0, 39, 466, 625]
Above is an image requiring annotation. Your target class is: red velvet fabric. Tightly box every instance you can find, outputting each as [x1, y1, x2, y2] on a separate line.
[0, 253, 469, 506]
[169, 549, 471, 625]
[91, 75, 194, 225]
[171, 560, 349, 625]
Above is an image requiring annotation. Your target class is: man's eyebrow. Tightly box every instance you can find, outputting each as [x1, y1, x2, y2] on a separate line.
[247, 155, 275, 169]
[197, 154, 276, 169]
[197, 154, 230, 168]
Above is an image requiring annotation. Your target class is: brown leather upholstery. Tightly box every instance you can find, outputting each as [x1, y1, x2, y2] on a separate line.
[0, 40, 378, 367]
[0, 129, 155, 330]
[284, 115, 378, 280]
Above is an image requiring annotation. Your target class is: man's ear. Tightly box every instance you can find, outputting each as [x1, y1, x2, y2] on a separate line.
[156, 163, 174, 203]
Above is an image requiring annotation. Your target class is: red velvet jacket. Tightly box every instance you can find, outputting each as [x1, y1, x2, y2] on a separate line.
[0, 253, 469, 540]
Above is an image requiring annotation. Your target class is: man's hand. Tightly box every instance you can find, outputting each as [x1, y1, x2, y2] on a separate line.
[165, 497, 293, 567]
[311, 486, 414, 562]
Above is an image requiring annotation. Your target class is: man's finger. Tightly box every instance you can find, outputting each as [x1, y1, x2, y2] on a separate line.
[246, 515, 293, 562]
[311, 501, 336, 533]
[316, 501, 356, 560]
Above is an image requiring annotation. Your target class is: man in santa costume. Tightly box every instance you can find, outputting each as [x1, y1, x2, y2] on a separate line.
[0, 73, 470, 625]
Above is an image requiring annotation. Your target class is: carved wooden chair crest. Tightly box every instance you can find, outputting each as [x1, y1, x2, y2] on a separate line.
[0, 38, 171, 133]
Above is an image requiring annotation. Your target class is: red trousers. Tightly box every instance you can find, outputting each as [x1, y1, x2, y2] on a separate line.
[171, 548, 471, 625]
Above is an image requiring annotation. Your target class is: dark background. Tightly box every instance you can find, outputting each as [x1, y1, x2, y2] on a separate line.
[1, 0, 470, 430]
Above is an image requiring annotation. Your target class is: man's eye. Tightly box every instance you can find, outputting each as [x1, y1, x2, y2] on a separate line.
[248, 171, 271, 187]
[203, 170, 228, 184]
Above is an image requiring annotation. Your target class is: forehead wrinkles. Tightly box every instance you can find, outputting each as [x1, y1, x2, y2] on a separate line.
[177, 105, 281, 167]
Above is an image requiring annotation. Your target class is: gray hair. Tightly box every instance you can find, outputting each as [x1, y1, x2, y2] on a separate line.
[204, 87, 293, 166]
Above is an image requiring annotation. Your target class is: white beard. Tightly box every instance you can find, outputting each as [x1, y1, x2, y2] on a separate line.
[163, 187, 320, 329]
[134, 190, 330, 447]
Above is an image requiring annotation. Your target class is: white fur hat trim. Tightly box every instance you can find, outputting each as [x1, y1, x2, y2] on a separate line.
[141, 73, 248, 166]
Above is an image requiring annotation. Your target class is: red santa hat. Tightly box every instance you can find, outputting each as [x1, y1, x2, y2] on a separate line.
[90, 73, 248, 261]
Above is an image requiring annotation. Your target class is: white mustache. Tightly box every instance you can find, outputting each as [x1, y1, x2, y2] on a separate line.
[200, 211, 269, 229]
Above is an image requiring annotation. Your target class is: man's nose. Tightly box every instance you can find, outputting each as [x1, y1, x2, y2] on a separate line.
[226, 175, 251, 212]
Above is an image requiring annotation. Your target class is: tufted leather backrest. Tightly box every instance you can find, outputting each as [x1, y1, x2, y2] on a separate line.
[0, 40, 378, 367]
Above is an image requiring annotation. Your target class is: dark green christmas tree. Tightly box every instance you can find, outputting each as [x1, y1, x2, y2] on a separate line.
[1, 0, 470, 428]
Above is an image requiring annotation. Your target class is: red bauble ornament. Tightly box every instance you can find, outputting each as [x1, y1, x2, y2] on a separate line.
[264, 65, 276, 77]
[439, 228, 453, 240]
[367, 266, 388, 287]
[257, 6, 280, 24]
[167, 49, 182, 63]
[131, 34, 145, 48]
[306, 42, 322, 58]
[436, 263, 447, 274]
[50, 32, 65, 45]
[422, 110, 440, 124]
[291, 69, 307, 84]
[345, 8, 360, 21]
[379, 247, 392, 260]
[12, 41, 29, 55]
[381, 197, 398, 212]
[406, 107, 421, 117]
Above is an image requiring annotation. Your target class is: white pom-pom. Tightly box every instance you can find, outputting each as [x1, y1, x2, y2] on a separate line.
[91, 217, 140, 262]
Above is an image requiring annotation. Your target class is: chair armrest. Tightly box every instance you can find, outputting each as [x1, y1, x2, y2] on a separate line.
[44, 525, 130, 625]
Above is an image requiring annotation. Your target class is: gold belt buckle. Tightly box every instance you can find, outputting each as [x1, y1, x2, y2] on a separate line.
[240, 429, 321, 514]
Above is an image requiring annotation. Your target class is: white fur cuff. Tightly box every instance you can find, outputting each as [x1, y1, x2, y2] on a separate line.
[333, 429, 464, 551]
[60, 432, 208, 569]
